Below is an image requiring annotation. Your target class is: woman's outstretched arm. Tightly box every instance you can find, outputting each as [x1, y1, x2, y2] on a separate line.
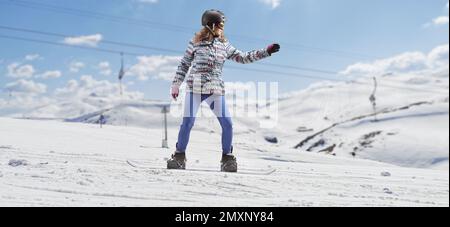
[225, 42, 280, 64]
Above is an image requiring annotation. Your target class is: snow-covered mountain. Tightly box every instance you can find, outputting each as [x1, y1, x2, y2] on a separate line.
[1, 71, 448, 171]
[0, 70, 448, 206]
[271, 71, 449, 170]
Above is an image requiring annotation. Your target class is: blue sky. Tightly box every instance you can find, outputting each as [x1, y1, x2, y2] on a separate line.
[0, 0, 448, 101]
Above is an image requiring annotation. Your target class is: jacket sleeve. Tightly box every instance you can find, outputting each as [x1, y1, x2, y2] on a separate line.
[225, 42, 271, 64]
[172, 40, 195, 87]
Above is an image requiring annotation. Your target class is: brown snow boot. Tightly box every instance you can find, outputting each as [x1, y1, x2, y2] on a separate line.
[167, 152, 186, 170]
[221, 154, 238, 172]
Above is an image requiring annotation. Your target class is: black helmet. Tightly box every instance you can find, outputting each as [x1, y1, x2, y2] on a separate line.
[202, 9, 226, 28]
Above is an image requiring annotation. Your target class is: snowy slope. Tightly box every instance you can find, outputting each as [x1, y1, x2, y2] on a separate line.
[264, 72, 449, 170]
[0, 117, 448, 207]
[3, 71, 448, 170]
[0, 69, 448, 207]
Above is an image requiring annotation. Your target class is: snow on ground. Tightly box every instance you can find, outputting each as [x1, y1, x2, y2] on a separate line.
[0, 70, 448, 206]
[0, 117, 448, 207]
[11, 74, 448, 170]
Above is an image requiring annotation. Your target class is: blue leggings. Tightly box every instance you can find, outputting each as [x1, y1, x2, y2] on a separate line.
[176, 93, 233, 154]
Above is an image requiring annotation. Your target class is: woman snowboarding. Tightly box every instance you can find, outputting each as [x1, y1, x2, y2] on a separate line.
[168, 9, 280, 172]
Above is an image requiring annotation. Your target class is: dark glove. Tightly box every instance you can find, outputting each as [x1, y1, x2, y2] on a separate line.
[267, 43, 280, 56]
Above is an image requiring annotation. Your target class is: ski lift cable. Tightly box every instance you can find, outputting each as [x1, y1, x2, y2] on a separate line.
[227, 66, 448, 95]
[9, 25, 434, 86]
[0, 25, 183, 54]
[3, 0, 193, 32]
[225, 65, 344, 82]
[353, 80, 448, 95]
[0, 33, 345, 83]
[0, 0, 380, 60]
[0, 25, 344, 75]
[355, 74, 448, 95]
[0, 33, 447, 95]
[0, 34, 131, 55]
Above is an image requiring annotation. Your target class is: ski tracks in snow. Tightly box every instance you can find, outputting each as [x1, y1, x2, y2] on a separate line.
[1, 145, 448, 206]
[0, 117, 448, 207]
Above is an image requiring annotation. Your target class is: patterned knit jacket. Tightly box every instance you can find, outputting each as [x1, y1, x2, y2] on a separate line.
[172, 38, 271, 95]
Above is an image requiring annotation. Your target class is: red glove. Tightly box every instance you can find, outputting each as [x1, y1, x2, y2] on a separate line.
[267, 43, 280, 56]
[171, 86, 180, 100]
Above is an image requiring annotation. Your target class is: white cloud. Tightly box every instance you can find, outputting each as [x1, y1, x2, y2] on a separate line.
[1, 76, 144, 117]
[127, 55, 181, 81]
[426, 2, 450, 26]
[427, 44, 449, 69]
[25, 54, 41, 61]
[258, 0, 282, 9]
[137, 0, 158, 3]
[54, 75, 144, 100]
[98, 61, 112, 76]
[36, 70, 62, 79]
[4, 79, 47, 95]
[433, 16, 449, 25]
[54, 79, 79, 96]
[7, 63, 35, 78]
[0, 95, 53, 116]
[69, 61, 85, 73]
[63, 34, 103, 47]
[340, 44, 449, 77]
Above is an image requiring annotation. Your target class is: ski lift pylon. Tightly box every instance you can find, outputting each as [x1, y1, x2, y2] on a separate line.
[118, 52, 125, 96]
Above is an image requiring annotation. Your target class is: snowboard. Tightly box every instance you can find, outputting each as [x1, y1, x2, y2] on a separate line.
[126, 160, 276, 176]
